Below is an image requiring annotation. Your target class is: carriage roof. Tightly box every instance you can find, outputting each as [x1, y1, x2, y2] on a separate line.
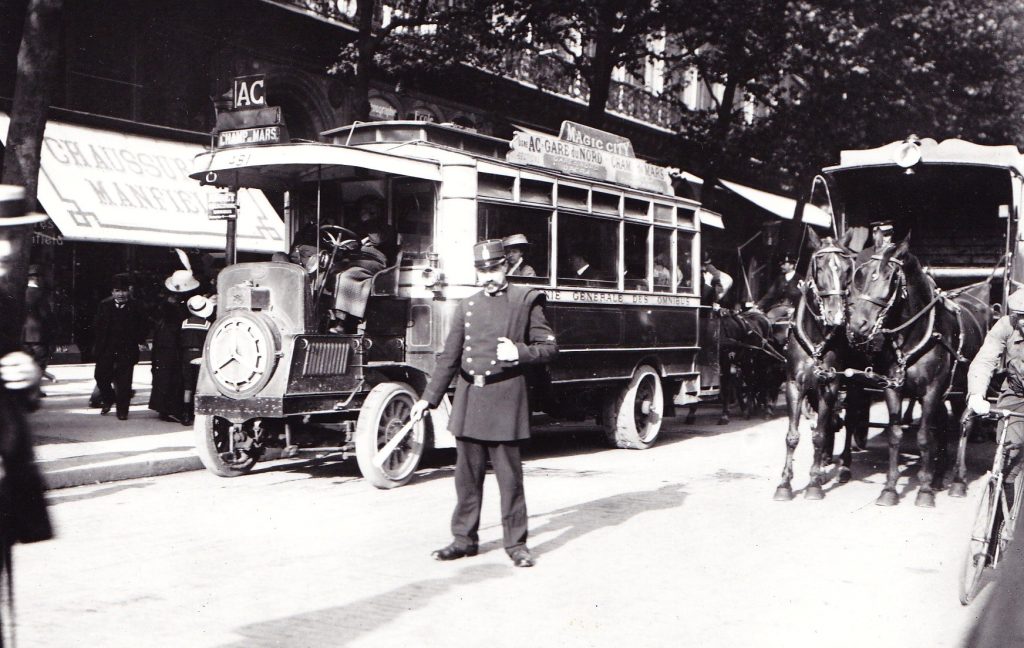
[824, 137, 1024, 176]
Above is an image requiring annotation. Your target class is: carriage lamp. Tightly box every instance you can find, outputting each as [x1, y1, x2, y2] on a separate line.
[893, 135, 922, 169]
[421, 267, 446, 298]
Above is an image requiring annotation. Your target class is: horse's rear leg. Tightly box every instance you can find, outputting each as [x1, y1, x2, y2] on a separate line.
[876, 388, 904, 506]
[774, 379, 802, 501]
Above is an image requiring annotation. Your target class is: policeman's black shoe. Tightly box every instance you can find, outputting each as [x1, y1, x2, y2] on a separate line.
[431, 543, 478, 561]
[509, 547, 535, 568]
[181, 412, 194, 427]
[100, 404, 112, 415]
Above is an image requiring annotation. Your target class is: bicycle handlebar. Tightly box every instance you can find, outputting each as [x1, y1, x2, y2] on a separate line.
[967, 408, 1024, 420]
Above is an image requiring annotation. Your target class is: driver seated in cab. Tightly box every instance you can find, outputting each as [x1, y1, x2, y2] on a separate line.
[327, 216, 393, 333]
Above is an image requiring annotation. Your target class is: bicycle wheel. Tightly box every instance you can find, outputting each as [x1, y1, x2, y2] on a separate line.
[959, 477, 1000, 605]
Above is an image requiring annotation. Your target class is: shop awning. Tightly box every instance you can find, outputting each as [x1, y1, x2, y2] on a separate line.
[718, 178, 831, 229]
[0, 114, 285, 253]
[697, 207, 724, 229]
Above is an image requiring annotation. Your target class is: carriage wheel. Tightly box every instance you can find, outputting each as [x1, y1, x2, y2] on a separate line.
[194, 415, 260, 477]
[603, 365, 664, 450]
[959, 477, 999, 605]
[355, 382, 426, 489]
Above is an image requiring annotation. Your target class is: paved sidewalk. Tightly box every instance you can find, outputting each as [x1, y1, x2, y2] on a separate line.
[30, 363, 202, 489]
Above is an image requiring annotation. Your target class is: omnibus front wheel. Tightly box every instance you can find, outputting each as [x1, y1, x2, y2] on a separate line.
[194, 415, 261, 477]
[355, 382, 426, 489]
[603, 364, 664, 450]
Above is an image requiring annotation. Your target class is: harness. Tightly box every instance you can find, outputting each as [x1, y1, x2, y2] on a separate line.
[792, 243, 851, 374]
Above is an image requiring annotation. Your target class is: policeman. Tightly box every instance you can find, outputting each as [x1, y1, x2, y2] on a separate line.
[966, 290, 1024, 473]
[410, 239, 558, 568]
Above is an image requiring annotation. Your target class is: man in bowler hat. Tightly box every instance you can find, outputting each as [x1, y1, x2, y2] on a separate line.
[92, 273, 149, 420]
[410, 239, 558, 568]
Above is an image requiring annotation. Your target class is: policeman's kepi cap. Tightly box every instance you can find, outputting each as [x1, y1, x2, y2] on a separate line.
[1008, 290, 1024, 314]
[869, 220, 895, 233]
[502, 233, 530, 249]
[474, 239, 507, 270]
[780, 254, 796, 265]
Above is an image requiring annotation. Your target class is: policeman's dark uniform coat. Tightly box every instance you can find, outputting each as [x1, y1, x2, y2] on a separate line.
[92, 284, 148, 418]
[421, 242, 557, 554]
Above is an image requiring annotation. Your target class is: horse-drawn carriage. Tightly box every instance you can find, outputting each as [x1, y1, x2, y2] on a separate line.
[776, 136, 1024, 506]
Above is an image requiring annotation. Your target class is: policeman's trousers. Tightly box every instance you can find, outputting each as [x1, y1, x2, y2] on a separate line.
[451, 437, 528, 554]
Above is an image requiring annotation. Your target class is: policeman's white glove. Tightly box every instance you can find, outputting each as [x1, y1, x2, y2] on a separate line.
[967, 394, 991, 415]
[496, 337, 519, 362]
[0, 351, 41, 390]
[410, 400, 430, 422]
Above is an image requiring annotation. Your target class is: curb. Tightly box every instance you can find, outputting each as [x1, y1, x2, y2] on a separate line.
[43, 455, 204, 490]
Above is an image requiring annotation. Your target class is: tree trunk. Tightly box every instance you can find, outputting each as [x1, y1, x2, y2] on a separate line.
[350, 0, 376, 123]
[585, 6, 616, 127]
[0, 0, 30, 96]
[1, 0, 64, 212]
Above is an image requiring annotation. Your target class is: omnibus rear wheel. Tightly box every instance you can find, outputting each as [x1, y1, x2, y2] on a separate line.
[959, 477, 999, 605]
[355, 382, 425, 489]
[194, 415, 260, 477]
[603, 364, 663, 450]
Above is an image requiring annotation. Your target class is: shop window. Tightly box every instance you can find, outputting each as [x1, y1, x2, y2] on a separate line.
[557, 213, 618, 289]
[477, 203, 550, 282]
[624, 223, 649, 290]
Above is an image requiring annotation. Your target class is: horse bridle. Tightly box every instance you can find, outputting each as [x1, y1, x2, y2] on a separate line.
[806, 244, 854, 324]
[849, 254, 907, 344]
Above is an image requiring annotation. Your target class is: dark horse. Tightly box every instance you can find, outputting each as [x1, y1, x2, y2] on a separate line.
[686, 308, 785, 425]
[846, 238, 990, 507]
[775, 229, 858, 500]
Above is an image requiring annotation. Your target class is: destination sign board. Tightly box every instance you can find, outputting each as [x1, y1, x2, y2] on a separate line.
[508, 121, 672, 194]
[217, 126, 283, 148]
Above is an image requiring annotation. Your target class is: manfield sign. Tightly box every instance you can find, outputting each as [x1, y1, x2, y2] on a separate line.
[508, 121, 672, 194]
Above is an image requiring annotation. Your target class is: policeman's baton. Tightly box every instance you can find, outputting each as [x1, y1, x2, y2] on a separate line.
[372, 416, 421, 469]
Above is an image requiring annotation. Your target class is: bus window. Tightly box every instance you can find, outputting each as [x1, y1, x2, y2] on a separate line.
[558, 213, 618, 289]
[558, 184, 589, 211]
[520, 178, 553, 205]
[624, 223, 649, 290]
[478, 173, 515, 200]
[654, 203, 674, 224]
[677, 207, 695, 228]
[624, 197, 650, 220]
[592, 191, 621, 217]
[654, 228, 675, 292]
[477, 203, 550, 282]
[393, 179, 437, 264]
[677, 231, 695, 293]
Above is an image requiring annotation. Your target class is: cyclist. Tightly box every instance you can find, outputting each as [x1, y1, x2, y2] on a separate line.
[966, 290, 1024, 482]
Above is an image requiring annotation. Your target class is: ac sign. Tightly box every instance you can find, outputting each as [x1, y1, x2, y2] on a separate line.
[233, 75, 266, 110]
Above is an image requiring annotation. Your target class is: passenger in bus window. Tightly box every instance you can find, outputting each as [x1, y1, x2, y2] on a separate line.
[654, 253, 678, 289]
[567, 252, 601, 284]
[502, 234, 536, 277]
[410, 239, 558, 568]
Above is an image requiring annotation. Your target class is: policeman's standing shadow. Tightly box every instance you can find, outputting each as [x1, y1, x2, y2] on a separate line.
[522, 483, 688, 558]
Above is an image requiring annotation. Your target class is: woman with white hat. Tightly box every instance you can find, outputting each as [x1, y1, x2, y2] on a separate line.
[502, 233, 536, 277]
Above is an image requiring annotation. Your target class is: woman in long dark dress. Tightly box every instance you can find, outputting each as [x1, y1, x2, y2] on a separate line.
[148, 293, 185, 421]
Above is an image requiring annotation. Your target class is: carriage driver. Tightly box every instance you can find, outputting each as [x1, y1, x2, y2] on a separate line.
[756, 254, 803, 321]
[966, 290, 1024, 479]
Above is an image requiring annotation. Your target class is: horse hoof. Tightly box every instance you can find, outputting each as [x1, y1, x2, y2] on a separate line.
[915, 491, 936, 508]
[949, 482, 967, 498]
[773, 486, 794, 501]
[875, 490, 899, 507]
[717, 416, 729, 425]
[804, 485, 825, 500]
[684, 415, 695, 425]
[838, 467, 852, 484]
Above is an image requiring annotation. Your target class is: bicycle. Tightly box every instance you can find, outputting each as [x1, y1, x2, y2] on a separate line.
[958, 408, 1024, 605]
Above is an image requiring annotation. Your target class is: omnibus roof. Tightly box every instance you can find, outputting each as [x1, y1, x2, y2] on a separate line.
[824, 137, 1024, 175]
[190, 141, 442, 191]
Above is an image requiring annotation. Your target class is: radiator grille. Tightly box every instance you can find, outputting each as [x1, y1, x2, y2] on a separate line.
[302, 340, 351, 376]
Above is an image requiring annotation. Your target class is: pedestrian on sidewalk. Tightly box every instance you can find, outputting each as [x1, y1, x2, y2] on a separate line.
[180, 294, 213, 427]
[148, 290, 188, 422]
[92, 273, 149, 421]
[22, 264, 53, 394]
[410, 239, 558, 568]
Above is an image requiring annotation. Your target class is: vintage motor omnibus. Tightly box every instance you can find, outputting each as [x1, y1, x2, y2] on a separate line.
[189, 116, 718, 488]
